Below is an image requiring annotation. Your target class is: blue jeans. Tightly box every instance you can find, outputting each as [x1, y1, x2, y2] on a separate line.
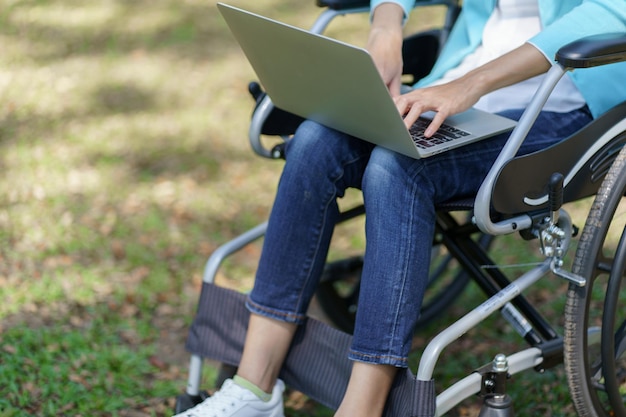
[246, 106, 592, 367]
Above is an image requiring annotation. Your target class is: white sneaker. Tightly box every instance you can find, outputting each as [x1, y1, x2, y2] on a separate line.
[173, 378, 285, 417]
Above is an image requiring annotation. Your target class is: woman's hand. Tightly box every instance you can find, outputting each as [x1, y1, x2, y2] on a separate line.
[395, 78, 483, 137]
[397, 43, 552, 137]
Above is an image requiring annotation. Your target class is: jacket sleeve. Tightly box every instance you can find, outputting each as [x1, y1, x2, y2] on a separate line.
[529, 0, 626, 117]
[370, 0, 416, 23]
[529, 0, 626, 61]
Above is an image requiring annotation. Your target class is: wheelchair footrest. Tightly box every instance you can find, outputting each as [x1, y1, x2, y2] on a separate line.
[185, 283, 437, 417]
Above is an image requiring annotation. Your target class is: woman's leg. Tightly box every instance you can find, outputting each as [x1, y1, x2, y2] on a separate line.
[237, 315, 298, 393]
[246, 121, 374, 325]
[321, 136, 514, 417]
[240, 120, 374, 389]
[335, 362, 397, 417]
[350, 106, 594, 368]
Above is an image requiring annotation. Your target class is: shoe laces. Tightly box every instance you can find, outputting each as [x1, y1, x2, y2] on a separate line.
[186, 380, 250, 417]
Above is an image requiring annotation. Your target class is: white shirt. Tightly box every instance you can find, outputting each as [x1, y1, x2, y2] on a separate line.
[431, 0, 586, 113]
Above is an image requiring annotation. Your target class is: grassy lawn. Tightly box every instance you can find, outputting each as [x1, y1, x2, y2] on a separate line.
[0, 1, 590, 416]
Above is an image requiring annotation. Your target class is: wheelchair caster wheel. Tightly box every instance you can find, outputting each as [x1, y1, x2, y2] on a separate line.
[174, 390, 210, 414]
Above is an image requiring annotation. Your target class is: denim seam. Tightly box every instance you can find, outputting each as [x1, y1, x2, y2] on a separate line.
[348, 348, 409, 367]
[293, 149, 373, 316]
[388, 159, 432, 361]
[246, 296, 307, 324]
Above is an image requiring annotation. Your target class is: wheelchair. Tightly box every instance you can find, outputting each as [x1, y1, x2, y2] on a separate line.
[176, 1, 626, 416]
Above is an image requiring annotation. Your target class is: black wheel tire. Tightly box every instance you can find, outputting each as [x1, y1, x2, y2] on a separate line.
[564, 145, 626, 417]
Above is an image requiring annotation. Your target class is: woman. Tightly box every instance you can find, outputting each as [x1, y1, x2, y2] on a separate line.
[174, 0, 626, 416]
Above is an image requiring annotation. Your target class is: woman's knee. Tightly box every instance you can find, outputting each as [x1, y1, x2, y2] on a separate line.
[286, 121, 342, 161]
[285, 121, 373, 189]
[363, 146, 422, 194]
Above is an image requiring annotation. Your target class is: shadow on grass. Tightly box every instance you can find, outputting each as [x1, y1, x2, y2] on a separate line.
[91, 82, 158, 114]
[0, 0, 318, 64]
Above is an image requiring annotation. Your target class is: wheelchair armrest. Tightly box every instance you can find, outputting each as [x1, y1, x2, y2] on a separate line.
[475, 33, 626, 235]
[556, 33, 626, 68]
[476, 35, 626, 235]
[248, 82, 305, 137]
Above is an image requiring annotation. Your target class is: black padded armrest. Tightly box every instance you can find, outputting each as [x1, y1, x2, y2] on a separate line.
[556, 33, 626, 68]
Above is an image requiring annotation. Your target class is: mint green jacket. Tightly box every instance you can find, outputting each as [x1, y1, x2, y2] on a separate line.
[371, 0, 626, 117]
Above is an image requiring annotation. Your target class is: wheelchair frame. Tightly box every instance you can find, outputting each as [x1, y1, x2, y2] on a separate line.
[177, 2, 626, 416]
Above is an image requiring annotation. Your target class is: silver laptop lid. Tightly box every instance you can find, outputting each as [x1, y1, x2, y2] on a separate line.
[218, 3, 422, 156]
[217, 3, 516, 158]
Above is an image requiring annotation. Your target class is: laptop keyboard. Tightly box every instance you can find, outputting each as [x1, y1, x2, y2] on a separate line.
[409, 117, 471, 149]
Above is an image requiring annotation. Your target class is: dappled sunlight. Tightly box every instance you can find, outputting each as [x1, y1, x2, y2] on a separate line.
[0, 1, 595, 416]
[0, 3, 313, 409]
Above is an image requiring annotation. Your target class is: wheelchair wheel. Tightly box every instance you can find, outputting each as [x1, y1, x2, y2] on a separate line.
[564, 146, 626, 417]
[316, 233, 492, 334]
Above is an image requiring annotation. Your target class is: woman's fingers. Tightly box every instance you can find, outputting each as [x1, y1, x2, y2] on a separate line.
[394, 83, 473, 137]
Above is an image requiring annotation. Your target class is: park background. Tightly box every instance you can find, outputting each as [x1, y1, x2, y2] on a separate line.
[0, 0, 585, 415]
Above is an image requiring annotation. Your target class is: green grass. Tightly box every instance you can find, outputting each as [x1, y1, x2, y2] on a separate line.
[0, 1, 284, 415]
[1, 312, 174, 416]
[0, 0, 596, 416]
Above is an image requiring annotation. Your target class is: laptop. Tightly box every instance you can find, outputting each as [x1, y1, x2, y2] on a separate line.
[217, 3, 517, 159]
